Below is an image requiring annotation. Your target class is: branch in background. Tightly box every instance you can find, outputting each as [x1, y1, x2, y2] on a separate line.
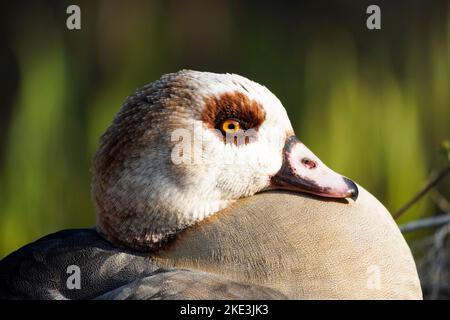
[393, 164, 450, 220]
[431, 190, 450, 214]
[400, 214, 450, 233]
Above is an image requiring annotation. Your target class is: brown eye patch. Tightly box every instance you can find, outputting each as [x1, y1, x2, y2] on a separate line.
[202, 91, 266, 134]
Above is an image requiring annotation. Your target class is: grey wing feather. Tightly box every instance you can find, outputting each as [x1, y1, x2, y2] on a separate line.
[0, 229, 286, 300]
[96, 268, 287, 300]
[0, 229, 159, 299]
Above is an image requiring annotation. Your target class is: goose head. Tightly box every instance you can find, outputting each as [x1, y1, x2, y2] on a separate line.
[93, 70, 358, 251]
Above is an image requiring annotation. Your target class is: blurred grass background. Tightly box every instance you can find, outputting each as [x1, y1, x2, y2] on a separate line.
[0, 0, 449, 261]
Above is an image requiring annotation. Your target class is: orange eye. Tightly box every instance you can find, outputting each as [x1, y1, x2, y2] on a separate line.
[221, 119, 241, 133]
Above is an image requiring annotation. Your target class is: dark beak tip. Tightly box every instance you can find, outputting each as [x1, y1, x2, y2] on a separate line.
[350, 188, 359, 201]
[343, 177, 359, 201]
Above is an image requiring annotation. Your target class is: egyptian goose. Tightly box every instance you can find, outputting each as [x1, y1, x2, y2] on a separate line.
[0, 70, 422, 299]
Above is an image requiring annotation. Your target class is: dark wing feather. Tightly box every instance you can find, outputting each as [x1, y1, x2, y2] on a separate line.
[0, 229, 286, 300]
[96, 269, 287, 300]
[0, 229, 159, 299]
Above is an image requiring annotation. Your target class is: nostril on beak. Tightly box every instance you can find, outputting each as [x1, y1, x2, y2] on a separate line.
[343, 177, 359, 201]
[301, 158, 317, 169]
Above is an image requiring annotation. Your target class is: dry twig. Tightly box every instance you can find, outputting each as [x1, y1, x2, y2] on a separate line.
[394, 164, 450, 220]
[400, 214, 450, 233]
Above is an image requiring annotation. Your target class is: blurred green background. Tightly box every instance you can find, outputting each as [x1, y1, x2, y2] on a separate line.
[0, 0, 449, 262]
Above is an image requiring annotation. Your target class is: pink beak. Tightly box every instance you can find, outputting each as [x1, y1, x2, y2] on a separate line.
[271, 136, 358, 200]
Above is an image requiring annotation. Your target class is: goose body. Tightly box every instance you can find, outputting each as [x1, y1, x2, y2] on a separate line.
[155, 188, 422, 299]
[0, 188, 421, 299]
[0, 70, 422, 299]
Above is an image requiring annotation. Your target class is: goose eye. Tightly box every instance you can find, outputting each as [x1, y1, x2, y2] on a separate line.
[220, 119, 241, 134]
